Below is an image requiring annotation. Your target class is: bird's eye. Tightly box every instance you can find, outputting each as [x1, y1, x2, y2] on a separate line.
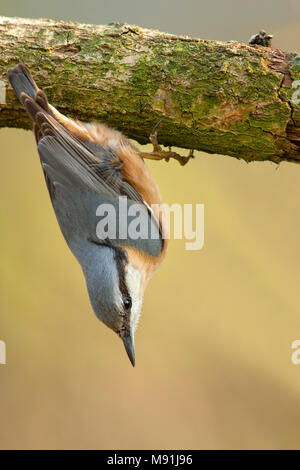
[123, 297, 132, 310]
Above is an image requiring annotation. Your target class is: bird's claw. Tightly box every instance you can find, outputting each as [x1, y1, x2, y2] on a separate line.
[148, 123, 194, 166]
[149, 130, 162, 153]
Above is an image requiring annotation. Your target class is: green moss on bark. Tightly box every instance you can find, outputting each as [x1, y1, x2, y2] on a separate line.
[0, 16, 300, 163]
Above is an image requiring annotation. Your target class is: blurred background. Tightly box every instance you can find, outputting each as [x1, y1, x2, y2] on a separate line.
[1, 0, 300, 450]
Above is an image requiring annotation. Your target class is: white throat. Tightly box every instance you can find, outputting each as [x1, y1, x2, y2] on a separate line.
[125, 264, 143, 332]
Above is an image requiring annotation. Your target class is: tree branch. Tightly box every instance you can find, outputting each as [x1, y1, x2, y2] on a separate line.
[1, 16, 300, 164]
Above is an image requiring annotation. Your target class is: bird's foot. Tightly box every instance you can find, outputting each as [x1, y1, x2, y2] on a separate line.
[140, 120, 194, 166]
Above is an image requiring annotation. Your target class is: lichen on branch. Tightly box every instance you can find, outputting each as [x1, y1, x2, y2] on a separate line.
[1, 16, 300, 164]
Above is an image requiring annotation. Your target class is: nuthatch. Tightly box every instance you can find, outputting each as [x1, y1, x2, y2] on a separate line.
[7, 64, 193, 366]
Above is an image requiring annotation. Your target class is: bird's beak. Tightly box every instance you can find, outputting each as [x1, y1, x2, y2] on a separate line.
[122, 332, 135, 367]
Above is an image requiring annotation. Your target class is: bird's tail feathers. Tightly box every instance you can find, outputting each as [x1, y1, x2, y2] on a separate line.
[8, 63, 51, 116]
[7, 63, 39, 102]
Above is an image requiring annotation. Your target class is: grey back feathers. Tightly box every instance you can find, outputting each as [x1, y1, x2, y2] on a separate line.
[38, 136, 163, 257]
[8, 64, 163, 257]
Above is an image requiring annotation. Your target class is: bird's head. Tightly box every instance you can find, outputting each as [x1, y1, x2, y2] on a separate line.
[81, 242, 146, 366]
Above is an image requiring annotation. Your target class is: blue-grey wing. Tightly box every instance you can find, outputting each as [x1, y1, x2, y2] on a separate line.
[38, 136, 163, 258]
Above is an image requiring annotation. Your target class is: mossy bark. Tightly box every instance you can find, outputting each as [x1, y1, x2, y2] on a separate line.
[1, 16, 300, 163]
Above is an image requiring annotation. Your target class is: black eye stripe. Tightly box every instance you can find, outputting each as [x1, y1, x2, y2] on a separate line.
[113, 247, 129, 298]
[113, 248, 132, 335]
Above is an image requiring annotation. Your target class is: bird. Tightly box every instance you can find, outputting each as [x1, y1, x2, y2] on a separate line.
[6, 63, 187, 366]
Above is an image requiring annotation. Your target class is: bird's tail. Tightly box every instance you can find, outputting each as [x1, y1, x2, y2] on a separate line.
[7, 63, 39, 103]
[7, 63, 51, 118]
